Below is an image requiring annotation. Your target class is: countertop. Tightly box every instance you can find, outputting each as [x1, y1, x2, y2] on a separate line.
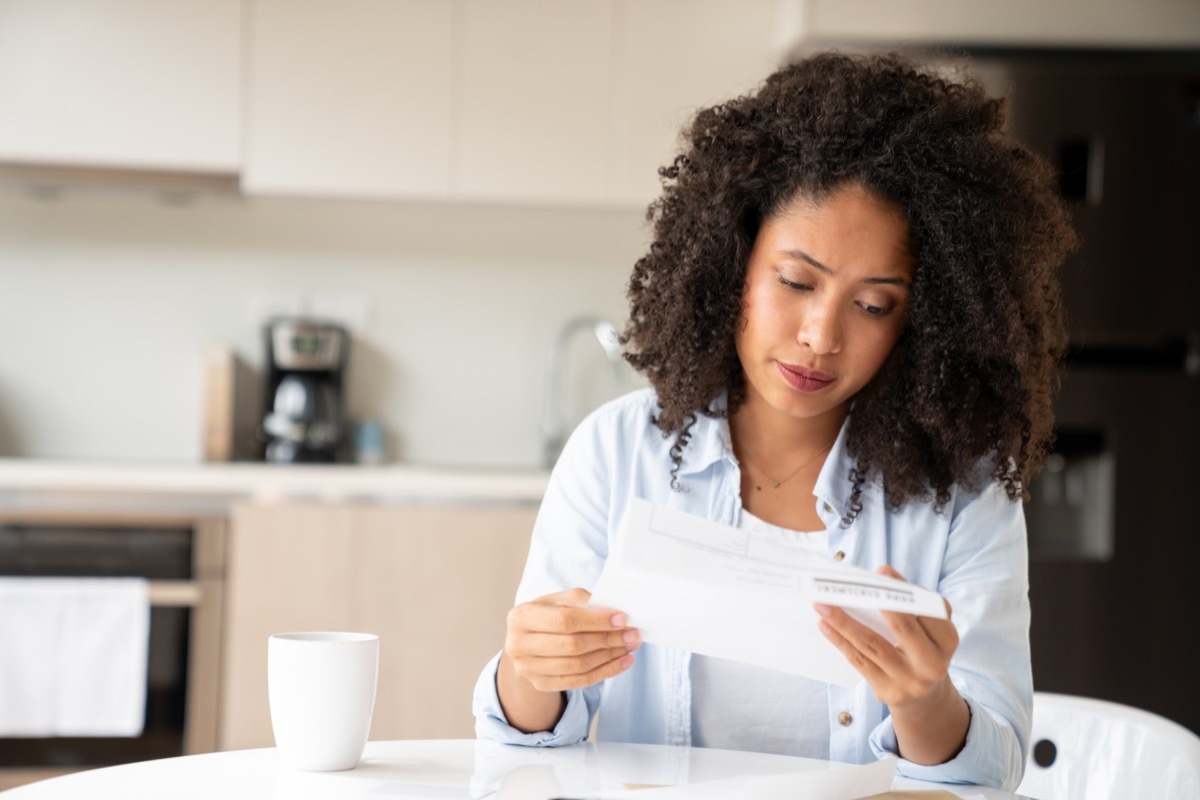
[0, 459, 550, 519]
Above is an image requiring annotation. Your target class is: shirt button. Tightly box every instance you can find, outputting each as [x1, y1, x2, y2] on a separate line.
[833, 551, 845, 562]
[823, 502, 834, 514]
[838, 711, 853, 727]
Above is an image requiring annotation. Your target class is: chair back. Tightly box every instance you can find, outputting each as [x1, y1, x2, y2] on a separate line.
[1017, 692, 1200, 800]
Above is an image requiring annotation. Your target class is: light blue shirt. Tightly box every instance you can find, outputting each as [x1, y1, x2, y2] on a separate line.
[473, 389, 1033, 790]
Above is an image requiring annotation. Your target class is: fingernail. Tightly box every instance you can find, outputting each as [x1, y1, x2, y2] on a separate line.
[611, 613, 627, 628]
[620, 654, 635, 669]
[818, 620, 832, 635]
[814, 603, 832, 617]
[623, 629, 639, 646]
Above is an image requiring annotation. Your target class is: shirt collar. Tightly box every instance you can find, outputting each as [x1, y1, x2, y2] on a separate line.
[677, 393, 858, 521]
[675, 394, 735, 478]
[812, 416, 856, 521]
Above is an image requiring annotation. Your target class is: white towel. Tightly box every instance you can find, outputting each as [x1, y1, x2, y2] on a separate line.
[0, 577, 150, 737]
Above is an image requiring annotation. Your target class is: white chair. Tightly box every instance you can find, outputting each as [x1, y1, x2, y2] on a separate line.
[1017, 692, 1200, 800]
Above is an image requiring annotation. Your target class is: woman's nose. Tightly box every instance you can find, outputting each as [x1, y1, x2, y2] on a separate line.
[798, 301, 843, 355]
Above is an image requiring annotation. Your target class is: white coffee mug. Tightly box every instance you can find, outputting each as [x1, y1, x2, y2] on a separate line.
[267, 631, 379, 772]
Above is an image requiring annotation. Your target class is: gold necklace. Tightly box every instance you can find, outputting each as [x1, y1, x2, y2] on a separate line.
[740, 439, 835, 492]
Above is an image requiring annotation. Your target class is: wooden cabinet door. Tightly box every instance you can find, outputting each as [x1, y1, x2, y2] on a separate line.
[242, 0, 454, 198]
[218, 502, 534, 750]
[352, 505, 534, 740]
[219, 503, 359, 750]
[0, 0, 240, 171]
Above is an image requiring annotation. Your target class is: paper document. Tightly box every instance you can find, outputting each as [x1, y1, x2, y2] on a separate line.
[589, 499, 947, 687]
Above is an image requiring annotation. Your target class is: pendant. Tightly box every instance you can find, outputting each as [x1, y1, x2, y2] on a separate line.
[768, 478, 781, 489]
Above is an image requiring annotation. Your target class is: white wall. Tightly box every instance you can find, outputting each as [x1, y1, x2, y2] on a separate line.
[0, 187, 650, 467]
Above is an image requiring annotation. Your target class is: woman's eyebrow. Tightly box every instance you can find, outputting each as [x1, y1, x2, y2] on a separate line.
[778, 249, 910, 286]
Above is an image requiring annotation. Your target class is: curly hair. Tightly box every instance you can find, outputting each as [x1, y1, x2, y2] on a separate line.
[622, 50, 1077, 521]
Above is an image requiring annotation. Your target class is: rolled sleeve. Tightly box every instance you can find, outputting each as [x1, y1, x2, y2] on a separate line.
[472, 651, 593, 746]
[869, 695, 1024, 787]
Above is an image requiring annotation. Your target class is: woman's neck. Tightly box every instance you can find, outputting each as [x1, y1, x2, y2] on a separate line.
[730, 391, 848, 530]
[729, 391, 847, 466]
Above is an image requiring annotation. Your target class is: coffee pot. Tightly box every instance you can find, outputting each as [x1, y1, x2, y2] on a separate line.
[259, 318, 349, 463]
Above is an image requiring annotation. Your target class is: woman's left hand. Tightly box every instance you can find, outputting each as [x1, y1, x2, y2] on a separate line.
[815, 565, 971, 765]
[814, 565, 957, 708]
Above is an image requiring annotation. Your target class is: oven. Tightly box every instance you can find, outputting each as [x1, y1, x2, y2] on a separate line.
[0, 512, 225, 787]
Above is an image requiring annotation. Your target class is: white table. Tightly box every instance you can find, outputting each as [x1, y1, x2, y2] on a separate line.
[0, 739, 1035, 799]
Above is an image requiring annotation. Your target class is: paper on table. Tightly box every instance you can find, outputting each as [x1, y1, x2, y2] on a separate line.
[586, 755, 898, 800]
[589, 498, 947, 687]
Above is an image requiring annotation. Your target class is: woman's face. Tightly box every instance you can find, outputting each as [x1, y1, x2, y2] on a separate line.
[735, 182, 914, 425]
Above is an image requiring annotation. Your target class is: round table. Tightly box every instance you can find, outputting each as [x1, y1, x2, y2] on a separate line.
[1, 739, 1034, 799]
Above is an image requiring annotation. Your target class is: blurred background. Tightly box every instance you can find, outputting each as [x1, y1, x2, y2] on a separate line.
[0, 0, 1197, 785]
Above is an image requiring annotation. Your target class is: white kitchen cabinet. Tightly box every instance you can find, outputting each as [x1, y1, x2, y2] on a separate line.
[240, 0, 785, 206]
[805, 0, 1200, 48]
[0, 0, 240, 172]
[607, 0, 783, 206]
[455, 0, 614, 205]
[244, 0, 624, 205]
[242, 0, 454, 198]
[456, 0, 785, 207]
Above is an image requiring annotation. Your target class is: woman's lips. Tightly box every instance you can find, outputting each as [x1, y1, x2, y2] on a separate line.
[776, 362, 835, 393]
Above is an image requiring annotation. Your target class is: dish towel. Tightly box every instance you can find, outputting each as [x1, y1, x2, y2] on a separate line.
[0, 577, 150, 737]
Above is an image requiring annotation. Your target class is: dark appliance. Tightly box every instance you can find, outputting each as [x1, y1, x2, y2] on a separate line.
[259, 318, 350, 464]
[969, 48, 1200, 735]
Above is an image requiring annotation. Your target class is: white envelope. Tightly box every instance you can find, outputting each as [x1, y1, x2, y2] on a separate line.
[589, 498, 947, 687]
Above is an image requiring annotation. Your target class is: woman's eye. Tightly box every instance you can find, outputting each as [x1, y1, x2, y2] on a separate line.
[859, 301, 895, 317]
[776, 274, 812, 291]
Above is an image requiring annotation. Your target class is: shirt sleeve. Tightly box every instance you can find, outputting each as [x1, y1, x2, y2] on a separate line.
[472, 651, 601, 746]
[471, 404, 619, 746]
[868, 479, 1033, 790]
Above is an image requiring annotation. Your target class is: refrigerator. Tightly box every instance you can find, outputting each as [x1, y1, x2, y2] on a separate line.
[969, 49, 1200, 734]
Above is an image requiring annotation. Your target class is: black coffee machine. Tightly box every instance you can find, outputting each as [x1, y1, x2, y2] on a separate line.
[259, 318, 350, 463]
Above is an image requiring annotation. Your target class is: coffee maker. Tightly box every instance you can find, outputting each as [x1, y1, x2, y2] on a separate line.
[259, 318, 349, 463]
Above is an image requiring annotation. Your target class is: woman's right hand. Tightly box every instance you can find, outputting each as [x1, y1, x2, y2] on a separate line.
[503, 588, 640, 692]
[497, 588, 640, 733]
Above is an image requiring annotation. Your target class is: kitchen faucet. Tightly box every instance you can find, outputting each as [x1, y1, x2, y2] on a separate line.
[540, 315, 624, 468]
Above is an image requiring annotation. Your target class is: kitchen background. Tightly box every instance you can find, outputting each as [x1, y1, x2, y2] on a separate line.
[1, 0, 1198, 784]
[2, 0, 1195, 469]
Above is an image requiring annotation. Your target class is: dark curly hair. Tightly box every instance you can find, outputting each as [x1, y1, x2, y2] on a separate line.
[622, 50, 1077, 522]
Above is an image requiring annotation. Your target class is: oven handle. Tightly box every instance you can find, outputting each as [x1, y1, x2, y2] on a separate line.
[148, 580, 202, 607]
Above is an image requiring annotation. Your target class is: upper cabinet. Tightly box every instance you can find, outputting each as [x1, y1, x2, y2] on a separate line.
[455, 0, 613, 205]
[0, 0, 791, 205]
[16, 1, 1189, 204]
[0, 0, 240, 172]
[243, 0, 453, 199]
[243, 0, 784, 207]
[607, 0, 781, 206]
[804, 0, 1200, 49]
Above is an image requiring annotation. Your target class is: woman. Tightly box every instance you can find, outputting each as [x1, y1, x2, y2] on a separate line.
[473, 51, 1076, 790]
